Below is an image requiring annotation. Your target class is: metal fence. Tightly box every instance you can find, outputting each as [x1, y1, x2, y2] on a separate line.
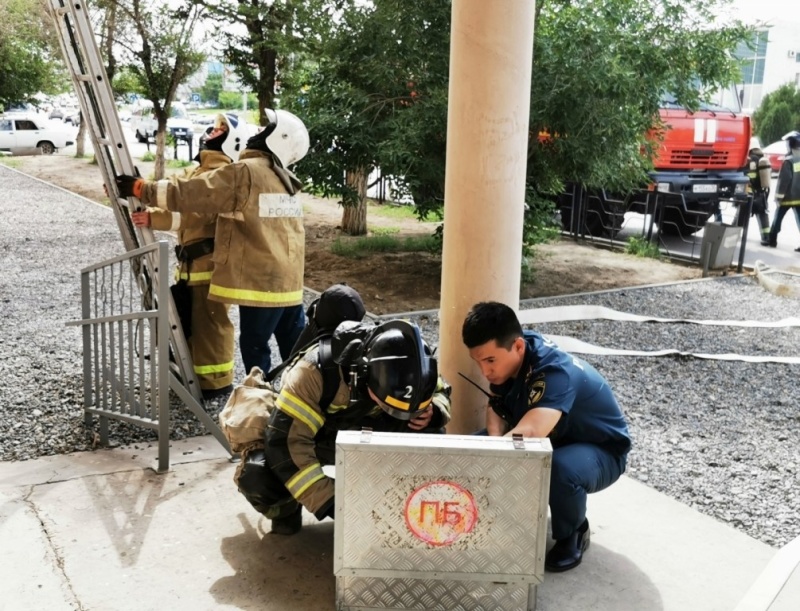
[69, 241, 172, 471]
[557, 184, 751, 272]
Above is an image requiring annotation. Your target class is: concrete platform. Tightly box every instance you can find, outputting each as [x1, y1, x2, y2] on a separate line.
[1, 436, 797, 611]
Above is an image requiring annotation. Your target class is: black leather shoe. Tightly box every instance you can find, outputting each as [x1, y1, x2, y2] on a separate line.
[545, 519, 590, 572]
[270, 505, 302, 536]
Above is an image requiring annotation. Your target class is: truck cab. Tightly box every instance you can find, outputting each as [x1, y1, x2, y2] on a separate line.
[636, 87, 750, 235]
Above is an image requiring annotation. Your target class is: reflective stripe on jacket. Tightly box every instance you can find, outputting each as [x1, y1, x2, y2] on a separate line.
[140, 149, 305, 307]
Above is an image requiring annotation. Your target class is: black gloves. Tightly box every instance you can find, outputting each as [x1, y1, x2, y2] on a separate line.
[115, 174, 144, 199]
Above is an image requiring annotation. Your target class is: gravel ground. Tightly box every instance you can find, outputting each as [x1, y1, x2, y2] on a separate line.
[2, 164, 799, 550]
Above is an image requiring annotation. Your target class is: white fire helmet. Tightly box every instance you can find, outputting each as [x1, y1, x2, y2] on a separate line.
[264, 109, 310, 167]
[215, 113, 249, 162]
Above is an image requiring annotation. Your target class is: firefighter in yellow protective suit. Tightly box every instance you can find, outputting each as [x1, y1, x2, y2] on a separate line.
[117, 109, 311, 377]
[131, 113, 249, 400]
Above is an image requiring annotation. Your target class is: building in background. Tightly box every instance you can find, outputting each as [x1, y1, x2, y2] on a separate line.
[730, 0, 800, 112]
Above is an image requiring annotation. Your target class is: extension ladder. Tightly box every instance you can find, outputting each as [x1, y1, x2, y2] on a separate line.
[47, 0, 233, 466]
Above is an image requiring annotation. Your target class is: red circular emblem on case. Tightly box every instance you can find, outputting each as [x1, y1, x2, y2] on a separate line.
[404, 481, 478, 546]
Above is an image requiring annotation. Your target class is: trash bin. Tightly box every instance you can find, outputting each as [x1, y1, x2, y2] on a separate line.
[700, 222, 742, 274]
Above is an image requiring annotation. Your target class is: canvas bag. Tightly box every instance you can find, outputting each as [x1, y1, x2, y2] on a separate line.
[219, 366, 276, 452]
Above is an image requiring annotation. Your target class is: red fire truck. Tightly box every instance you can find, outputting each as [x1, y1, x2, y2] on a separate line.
[560, 88, 751, 237]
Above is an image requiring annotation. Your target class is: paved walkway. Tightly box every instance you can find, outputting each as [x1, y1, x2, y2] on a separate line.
[1, 435, 798, 611]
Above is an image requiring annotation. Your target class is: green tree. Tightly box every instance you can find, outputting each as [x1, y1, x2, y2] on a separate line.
[752, 83, 800, 143]
[106, 0, 206, 178]
[758, 102, 795, 145]
[283, 0, 450, 234]
[0, 0, 65, 108]
[284, 0, 750, 240]
[218, 90, 256, 109]
[191, 0, 337, 126]
[201, 71, 223, 104]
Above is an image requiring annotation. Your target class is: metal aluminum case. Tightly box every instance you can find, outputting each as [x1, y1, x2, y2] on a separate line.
[334, 431, 552, 611]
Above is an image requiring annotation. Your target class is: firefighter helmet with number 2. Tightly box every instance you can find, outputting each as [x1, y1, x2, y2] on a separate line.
[364, 321, 438, 421]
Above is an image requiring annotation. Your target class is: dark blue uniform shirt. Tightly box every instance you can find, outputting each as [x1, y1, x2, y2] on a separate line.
[489, 331, 631, 457]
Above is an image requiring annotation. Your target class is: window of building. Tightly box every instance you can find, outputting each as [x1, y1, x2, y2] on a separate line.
[736, 30, 768, 86]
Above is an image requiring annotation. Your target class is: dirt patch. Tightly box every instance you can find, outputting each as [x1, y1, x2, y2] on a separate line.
[4, 152, 702, 314]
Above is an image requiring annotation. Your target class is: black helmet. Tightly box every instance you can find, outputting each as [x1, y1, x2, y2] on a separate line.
[363, 320, 438, 420]
[783, 131, 800, 150]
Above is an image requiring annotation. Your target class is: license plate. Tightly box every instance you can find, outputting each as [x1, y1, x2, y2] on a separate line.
[692, 184, 717, 193]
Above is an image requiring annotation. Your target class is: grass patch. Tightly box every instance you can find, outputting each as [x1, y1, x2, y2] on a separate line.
[140, 151, 156, 162]
[0, 157, 22, 168]
[367, 199, 439, 222]
[368, 226, 400, 236]
[167, 159, 193, 169]
[331, 234, 440, 258]
[624, 236, 661, 259]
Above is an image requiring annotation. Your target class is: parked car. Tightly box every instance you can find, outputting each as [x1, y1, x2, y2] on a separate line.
[762, 139, 790, 174]
[62, 108, 81, 125]
[129, 101, 193, 143]
[0, 114, 75, 154]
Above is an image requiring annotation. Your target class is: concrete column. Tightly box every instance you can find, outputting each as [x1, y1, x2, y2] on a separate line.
[439, 0, 536, 434]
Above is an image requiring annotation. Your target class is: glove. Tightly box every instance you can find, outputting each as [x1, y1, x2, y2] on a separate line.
[317, 500, 335, 521]
[116, 174, 144, 199]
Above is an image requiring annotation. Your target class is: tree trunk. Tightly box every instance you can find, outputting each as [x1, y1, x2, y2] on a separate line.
[342, 168, 368, 236]
[75, 115, 86, 158]
[154, 125, 167, 180]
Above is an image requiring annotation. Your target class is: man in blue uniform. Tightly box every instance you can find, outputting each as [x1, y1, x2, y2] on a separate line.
[462, 301, 631, 572]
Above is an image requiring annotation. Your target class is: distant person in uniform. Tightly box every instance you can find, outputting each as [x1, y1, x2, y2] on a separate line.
[737, 144, 773, 246]
[768, 131, 800, 251]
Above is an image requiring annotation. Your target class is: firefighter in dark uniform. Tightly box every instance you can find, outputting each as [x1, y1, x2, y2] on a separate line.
[768, 131, 800, 250]
[737, 145, 773, 246]
[249, 320, 451, 535]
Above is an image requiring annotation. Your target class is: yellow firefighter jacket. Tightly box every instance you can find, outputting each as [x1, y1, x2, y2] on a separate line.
[139, 149, 305, 307]
[146, 149, 231, 286]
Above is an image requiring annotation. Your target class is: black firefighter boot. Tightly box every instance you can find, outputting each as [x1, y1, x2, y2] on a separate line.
[270, 505, 303, 536]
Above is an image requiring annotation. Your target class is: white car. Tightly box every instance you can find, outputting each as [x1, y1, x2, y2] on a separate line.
[0, 114, 75, 154]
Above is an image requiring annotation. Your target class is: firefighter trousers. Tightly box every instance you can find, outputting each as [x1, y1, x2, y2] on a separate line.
[188, 283, 235, 390]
